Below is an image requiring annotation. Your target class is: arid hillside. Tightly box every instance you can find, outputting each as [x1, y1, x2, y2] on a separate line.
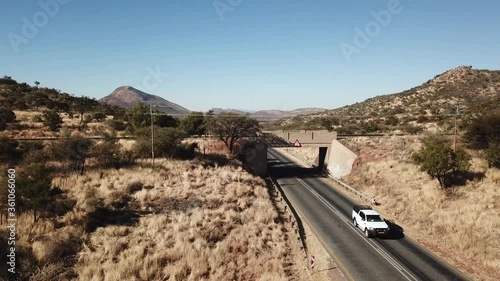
[265, 66, 500, 134]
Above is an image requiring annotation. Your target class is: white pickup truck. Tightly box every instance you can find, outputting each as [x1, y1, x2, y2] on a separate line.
[352, 205, 390, 238]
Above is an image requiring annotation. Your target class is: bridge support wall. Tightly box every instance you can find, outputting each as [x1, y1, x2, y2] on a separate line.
[326, 140, 358, 178]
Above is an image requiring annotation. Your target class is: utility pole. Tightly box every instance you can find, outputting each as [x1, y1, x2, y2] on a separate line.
[453, 105, 459, 152]
[150, 105, 155, 170]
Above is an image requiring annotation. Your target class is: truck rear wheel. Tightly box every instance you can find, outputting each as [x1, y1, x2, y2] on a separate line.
[353, 219, 357, 227]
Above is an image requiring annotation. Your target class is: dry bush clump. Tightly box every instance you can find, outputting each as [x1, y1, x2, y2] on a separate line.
[339, 137, 500, 280]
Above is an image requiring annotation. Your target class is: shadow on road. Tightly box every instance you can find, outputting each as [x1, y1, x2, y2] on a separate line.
[382, 219, 405, 240]
[268, 161, 321, 179]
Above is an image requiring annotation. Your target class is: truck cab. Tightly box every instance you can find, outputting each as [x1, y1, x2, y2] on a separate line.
[352, 205, 390, 238]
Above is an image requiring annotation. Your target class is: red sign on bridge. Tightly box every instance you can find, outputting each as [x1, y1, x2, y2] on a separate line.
[293, 139, 302, 147]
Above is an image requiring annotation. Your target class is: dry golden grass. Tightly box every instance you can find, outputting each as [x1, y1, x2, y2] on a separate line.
[3, 158, 312, 281]
[338, 137, 500, 281]
[69, 160, 291, 281]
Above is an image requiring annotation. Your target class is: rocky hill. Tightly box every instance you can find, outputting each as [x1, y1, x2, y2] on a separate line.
[265, 66, 500, 134]
[100, 86, 190, 115]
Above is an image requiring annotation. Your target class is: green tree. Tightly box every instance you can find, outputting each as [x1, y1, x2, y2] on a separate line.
[134, 127, 186, 158]
[485, 140, 500, 168]
[73, 96, 97, 125]
[0, 136, 21, 162]
[464, 113, 500, 168]
[413, 137, 471, 188]
[42, 110, 63, 131]
[47, 137, 93, 174]
[464, 113, 500, 149]
[17, 163, 60, 222]
[0, 108, 16, 131]
[126, 103, 180, 132]
[206, 113, 261, 154]
[105, 119, 127, 131]
[90, 140, 121, 169]
[126, 103, 150, 132]
[92, 112, 107, 122]
[155, 114, 179, 128]
[179, 112, 206, 136]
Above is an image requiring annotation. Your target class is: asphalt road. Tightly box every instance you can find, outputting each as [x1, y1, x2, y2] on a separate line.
[267, 148, 470, 281]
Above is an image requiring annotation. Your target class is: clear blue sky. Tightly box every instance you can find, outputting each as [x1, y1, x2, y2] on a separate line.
[1, 0, 499, 111]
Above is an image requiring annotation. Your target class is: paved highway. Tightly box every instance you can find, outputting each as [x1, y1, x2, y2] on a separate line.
[267, 148, 470, 281]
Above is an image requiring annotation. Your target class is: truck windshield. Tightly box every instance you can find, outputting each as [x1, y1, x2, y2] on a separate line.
[366, 215, 383, 222]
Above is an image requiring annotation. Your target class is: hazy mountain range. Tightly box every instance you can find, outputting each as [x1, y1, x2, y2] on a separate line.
[209, 108, 327, 121]
[99, 86, 327, 119]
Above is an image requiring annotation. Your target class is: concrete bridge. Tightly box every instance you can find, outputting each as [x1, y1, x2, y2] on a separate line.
[263, 130, 357, 178]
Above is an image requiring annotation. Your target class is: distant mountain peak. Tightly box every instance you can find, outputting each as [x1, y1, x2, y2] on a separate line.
[100, 86, 190, 114]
